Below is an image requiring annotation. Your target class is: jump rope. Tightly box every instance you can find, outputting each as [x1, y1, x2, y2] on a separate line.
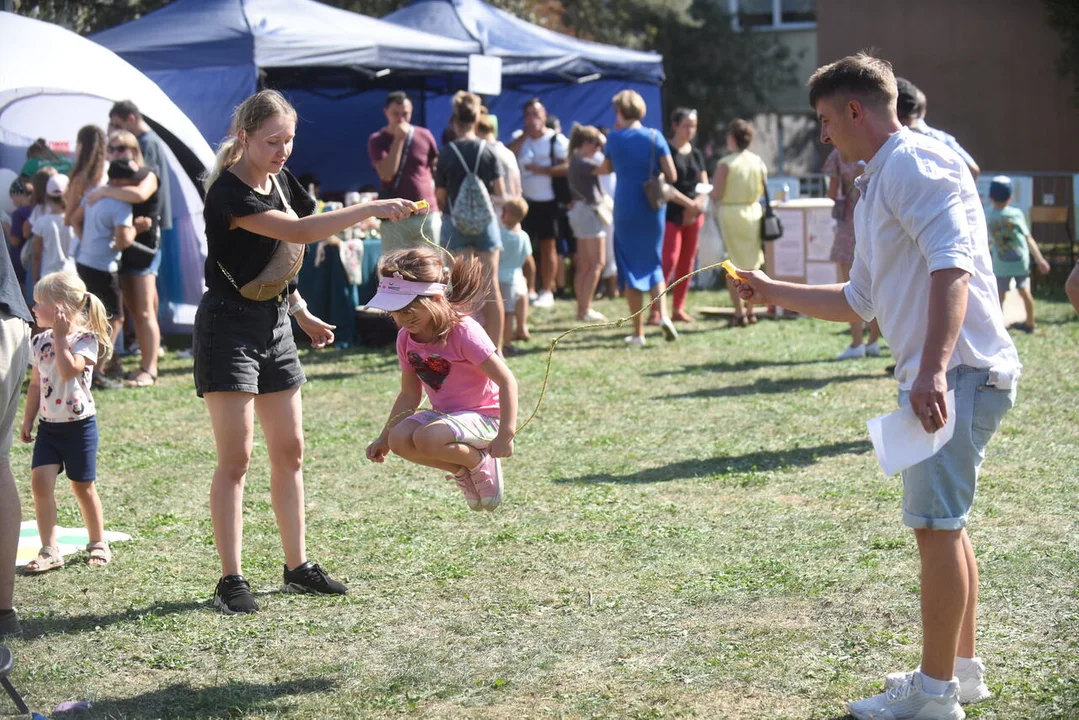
[379, 200, 745, 439]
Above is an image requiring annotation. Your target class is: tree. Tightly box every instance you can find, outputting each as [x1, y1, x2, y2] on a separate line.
[7, 0, 171, 35]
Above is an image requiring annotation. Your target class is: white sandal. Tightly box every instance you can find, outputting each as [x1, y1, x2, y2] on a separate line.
[25, 546, 64, 574]
[86, 541, 111, 567]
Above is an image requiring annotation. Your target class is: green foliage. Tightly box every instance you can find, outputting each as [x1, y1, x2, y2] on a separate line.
[1045, 0, 1079, 106]
[8, 0, 171, 35]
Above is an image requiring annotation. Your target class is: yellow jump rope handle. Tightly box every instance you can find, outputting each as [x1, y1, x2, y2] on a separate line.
[720, 260, 744, 282]
[414, 200, 429, 210]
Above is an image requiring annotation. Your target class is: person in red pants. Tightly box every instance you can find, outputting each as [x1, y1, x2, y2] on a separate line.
[658, 108, 709, 323]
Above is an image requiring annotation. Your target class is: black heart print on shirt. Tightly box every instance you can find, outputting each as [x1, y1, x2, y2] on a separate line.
[407, 352, 451, 391]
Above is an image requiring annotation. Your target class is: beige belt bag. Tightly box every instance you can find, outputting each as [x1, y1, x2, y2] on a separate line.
[218, 173, 305, 301]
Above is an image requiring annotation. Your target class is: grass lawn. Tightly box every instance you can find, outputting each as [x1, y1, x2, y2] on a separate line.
[5, 289, 1078, 719]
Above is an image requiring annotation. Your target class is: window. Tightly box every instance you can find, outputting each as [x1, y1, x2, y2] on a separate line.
[728, 0, 816, 30]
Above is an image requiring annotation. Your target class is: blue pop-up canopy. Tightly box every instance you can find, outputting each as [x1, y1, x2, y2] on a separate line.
[91, 0, 476, 160]
[94, 0, 665, 193]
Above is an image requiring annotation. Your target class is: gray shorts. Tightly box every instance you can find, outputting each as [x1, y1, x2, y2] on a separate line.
[567, 202, 606, 240]
[996, 274, 1029, 295]
[499, 274, 528, 312]
[898, 365, 1015, 530]
[0, 313, 31, 461]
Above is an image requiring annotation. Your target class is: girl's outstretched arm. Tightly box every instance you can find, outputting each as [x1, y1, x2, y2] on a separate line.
[367, 370, 424, 463]
[478, 353, 518, 458]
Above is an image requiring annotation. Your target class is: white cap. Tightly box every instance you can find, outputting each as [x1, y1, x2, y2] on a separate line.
[46, 173, 69, 197]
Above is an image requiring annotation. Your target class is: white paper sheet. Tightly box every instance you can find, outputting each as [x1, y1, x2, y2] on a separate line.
[867, 390, 956, 476]
[772, 209, 805, 277]
[805, 262, 838, 286]
[806, 208, 835, 261]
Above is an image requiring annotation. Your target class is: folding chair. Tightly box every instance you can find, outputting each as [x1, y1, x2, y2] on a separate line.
[0, 645, 30, 715]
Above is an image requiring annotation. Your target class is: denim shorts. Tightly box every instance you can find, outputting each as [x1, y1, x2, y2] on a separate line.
[32, 416, 98, 482]
[441, 217, 502, 253]
[192, 293, 306, 398]
[898, 365, 1016, 530]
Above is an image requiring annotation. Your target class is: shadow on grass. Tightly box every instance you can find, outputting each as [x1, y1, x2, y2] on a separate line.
[21, 599, 211, 639]
[662, 373, 883, 400]
[554, 440, 872, 484]
[84, 677, 335, 719]
[647, 358, 832, 377]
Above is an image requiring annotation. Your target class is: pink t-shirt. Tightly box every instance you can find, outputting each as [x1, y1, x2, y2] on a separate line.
[396, 316, 499, 417]
[30, 330, 98, 422]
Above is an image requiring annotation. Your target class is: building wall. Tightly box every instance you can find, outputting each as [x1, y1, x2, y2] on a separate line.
[816, 0, 1079, 172]
[770, 27, 818, 114]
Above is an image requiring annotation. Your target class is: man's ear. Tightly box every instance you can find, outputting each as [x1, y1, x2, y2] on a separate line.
[847, 98, 864, 123]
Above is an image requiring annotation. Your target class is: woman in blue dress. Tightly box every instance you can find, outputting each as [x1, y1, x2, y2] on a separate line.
[598, 90, 683, 346]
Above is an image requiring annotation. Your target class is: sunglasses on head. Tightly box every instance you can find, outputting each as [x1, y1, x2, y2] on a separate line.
[107, 144, 132, 153]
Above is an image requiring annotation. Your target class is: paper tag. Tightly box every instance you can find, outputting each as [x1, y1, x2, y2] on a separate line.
[867, 390, 956, 476]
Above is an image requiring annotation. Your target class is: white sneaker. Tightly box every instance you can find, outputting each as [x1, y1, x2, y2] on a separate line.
[865, 341, 882, 357]
[533, 291, 555, 308]
[836, 343, 867, 360]
[578, 309, 607, 322]
[885, 659, 990, 705]
[528, 291, 539, 302]
[624, 335, 646, 347]
[660, 317, 679, 342]
[849, 672, 964, 720]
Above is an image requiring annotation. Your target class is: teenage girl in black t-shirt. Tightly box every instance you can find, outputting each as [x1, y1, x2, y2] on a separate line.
[195, 90, 418, 615]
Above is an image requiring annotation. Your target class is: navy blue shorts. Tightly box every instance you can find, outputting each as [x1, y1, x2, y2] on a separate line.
[32, 417, 98, 482]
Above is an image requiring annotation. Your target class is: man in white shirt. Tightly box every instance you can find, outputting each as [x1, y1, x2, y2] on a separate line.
[507, 99, 568, 308]
[736, 54, 1019, 720]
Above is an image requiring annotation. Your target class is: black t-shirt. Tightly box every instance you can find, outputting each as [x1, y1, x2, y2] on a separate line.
[666, 145, 706, 226]
[435, 138, 503, 215]
[203, 167, 316, 298]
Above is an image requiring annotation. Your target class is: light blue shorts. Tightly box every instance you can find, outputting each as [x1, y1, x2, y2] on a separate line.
[898, 365, 1016, 530]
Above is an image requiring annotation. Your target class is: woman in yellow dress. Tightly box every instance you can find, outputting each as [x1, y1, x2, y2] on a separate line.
[710, 119, 767, 326]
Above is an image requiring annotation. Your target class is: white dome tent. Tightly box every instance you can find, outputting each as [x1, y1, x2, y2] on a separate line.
[0, 12, 215, 333]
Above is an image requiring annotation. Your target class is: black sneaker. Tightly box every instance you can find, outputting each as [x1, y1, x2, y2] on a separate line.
[213, 575, 259, 615]
[282, 561, 348, 595]
[0, 609, 21, 638]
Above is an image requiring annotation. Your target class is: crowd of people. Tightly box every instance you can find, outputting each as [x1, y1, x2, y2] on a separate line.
[2, 55, 1079, 720]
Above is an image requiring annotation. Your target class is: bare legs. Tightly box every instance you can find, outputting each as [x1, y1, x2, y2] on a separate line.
[574, 235, 604, 319]
[205, 387, 307, 577]
[461, 248, 503, 354]
[915, 528, 979, 681]
[387, 419, 482, 474]
[120, 274, 161, 379]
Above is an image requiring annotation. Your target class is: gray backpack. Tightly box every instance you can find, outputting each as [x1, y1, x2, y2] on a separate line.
[447, 140, 496, 235]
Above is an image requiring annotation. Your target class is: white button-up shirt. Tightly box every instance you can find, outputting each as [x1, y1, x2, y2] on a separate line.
[844, 128, 1020, 390]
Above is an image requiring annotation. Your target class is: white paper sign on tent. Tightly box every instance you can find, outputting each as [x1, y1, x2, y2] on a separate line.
[866, 390, 956, 477]
[468, 55, 503, 96]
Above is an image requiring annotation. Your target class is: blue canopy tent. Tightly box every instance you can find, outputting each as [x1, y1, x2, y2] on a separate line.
[92, 0, 476, 192]
[94, 0, 665, 193]
[383, 0, 666, 142]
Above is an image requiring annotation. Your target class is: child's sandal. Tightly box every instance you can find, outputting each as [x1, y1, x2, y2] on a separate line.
[25, 546, 64, 574]
[86, 541, 111, 567]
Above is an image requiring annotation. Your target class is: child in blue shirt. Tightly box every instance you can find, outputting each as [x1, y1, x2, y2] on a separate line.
[985, 176, 1049, 333]
[498, 198, 532, 355]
